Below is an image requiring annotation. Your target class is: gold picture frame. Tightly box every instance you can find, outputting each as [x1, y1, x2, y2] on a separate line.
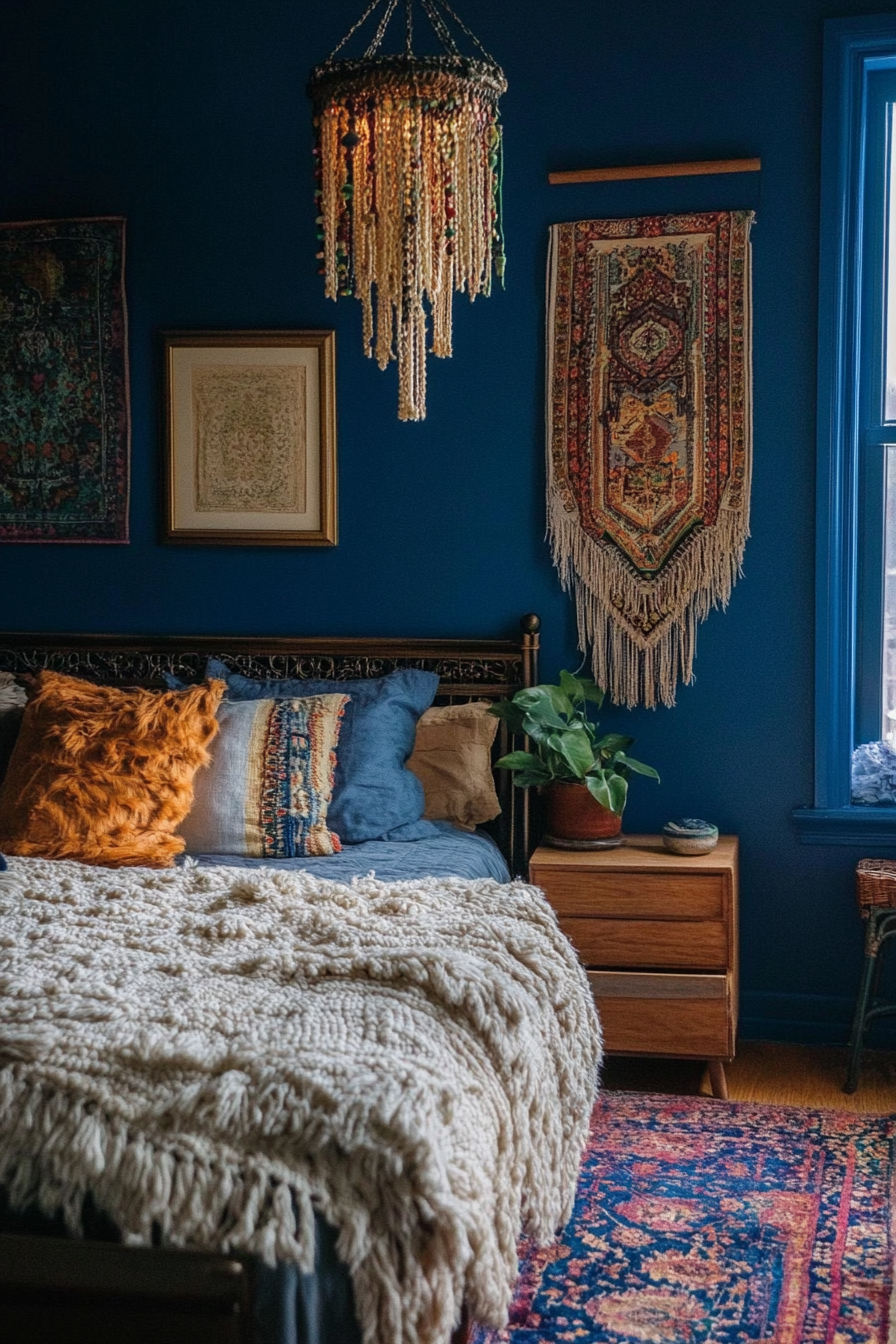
[162, 330, 337, 546]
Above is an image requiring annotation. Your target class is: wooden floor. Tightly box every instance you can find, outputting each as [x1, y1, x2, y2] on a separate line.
[601, 1041, 896, 1113]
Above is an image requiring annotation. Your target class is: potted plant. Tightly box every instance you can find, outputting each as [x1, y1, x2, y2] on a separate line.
[489, 670, 659, 848]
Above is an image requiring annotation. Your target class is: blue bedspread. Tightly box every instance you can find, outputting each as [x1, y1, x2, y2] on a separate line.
[183, 819, 511, 883]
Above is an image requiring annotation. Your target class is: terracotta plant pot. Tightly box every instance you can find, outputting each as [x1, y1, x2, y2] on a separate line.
[542, 780, 623, 849]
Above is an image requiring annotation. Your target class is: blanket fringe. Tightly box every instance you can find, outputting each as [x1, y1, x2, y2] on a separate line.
[0, 1066, 503, 1344]
[0, 1067, 318, 1266]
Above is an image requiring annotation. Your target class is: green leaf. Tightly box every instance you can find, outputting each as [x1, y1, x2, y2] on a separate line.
[488, 700, 514, 718]
[585, 775, 613, 810]
[616, 753, 660, 781]
[541, 744, 573, 781]
[510, 769, 552, 789]
[543, 684, 576, 718]
[576, 677, 606, 708]
[512, 686, 568, 731]
[518, 688, 574, 720]
[522, 716, 581, 756]
[595, 733, 634, 755]
[494, 750, 548, 774]
[607, 774, 628, 813]
[558, 669, 585, 704]
[520, 715, 552, 742]
[550, 726, 595, 779]
[488, 700, 528, 734]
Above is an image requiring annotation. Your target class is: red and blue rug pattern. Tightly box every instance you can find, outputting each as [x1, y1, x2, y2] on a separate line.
[473, 1092, 896, 1343]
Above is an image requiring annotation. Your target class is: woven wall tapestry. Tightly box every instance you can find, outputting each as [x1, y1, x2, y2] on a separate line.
[0, 217, 129, 542]
[546, 210, 753, 707]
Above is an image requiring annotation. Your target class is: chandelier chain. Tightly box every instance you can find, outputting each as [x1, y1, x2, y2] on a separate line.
[327, 0, 494, 64]
[432, 0, 498, 64]
[327, 0, 388, 61]
[417, 0, 460, 56]
[364, 0, 401, 58]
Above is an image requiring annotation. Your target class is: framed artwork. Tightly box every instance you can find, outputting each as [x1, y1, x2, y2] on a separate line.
[162, 330, 337, 546]
[0, 217, 130, 543]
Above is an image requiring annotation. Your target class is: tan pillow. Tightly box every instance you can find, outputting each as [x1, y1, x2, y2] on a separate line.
[0, 670, 224, 868]
[407, 701, 501, 831]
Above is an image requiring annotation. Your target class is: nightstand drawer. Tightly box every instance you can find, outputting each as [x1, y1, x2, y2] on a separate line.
[560, 917, 728, 969]
[532, 869, 724, 919]
[588, 971, 731, 1057]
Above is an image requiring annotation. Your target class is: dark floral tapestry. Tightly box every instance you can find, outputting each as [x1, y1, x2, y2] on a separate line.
[0, 217, 129, 542]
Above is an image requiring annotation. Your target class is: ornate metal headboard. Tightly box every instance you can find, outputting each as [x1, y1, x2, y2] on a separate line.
[0, 615, 541, 874]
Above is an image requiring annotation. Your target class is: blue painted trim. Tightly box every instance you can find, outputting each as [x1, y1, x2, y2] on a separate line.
[856, 71, 896, 744]
[805, 16, 896, 840]
[792, 804, 896, 844]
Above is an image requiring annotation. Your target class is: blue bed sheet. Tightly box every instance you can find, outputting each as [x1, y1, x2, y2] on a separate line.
[183, 819, 511, 884]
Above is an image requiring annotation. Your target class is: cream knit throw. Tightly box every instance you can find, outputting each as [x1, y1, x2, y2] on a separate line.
[0, 857, 601, 1344]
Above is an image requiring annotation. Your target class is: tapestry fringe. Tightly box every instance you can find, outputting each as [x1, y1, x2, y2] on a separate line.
[547, 492, 749, 708]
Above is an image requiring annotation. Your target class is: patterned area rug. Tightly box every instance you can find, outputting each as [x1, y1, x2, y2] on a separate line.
[472, 1091, 895, 1343]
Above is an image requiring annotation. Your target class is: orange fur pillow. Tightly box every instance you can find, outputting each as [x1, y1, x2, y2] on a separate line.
[0, 671, 224, 868]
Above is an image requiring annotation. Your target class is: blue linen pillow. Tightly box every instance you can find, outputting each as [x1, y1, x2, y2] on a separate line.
[205, 659, 440, 843]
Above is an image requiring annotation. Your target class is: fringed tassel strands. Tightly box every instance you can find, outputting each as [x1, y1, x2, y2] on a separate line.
[309, 39, 506, 420]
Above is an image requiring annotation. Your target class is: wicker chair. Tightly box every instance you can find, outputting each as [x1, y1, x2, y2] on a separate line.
[844, 859, 896, 1092]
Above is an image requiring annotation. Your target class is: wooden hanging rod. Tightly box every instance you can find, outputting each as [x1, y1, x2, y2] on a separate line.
[548, 157, 761, 185]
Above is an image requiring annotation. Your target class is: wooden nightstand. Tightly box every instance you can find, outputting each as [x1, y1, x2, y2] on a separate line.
[530, 834, 739, 1099]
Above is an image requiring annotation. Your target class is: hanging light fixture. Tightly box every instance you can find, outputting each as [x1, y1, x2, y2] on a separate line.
[308, 0, 507, 420]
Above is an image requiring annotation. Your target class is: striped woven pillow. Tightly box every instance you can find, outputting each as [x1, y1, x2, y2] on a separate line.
[178, 694, 348, 858]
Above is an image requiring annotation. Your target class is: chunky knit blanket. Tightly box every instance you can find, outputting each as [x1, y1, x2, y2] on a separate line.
[0, 857, 601, 1344]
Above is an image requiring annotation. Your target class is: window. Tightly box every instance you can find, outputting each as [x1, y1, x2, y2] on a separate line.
[794, 16, 896, 844]
[882, 104, 896, 739]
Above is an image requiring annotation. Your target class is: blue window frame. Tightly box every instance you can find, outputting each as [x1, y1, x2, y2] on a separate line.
[794, 14, 896, 844]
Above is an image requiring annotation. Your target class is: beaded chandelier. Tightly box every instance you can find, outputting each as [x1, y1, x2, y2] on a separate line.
[308, 0, 507, 420]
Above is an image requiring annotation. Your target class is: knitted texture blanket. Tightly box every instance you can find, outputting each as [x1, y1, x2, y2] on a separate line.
[0, 857, 601, 1344]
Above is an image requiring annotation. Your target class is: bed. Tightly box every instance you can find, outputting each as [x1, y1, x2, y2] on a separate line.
[0, 616, 601, 1344]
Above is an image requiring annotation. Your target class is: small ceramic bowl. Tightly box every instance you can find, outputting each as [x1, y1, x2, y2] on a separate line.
[662, 818, 719, 855]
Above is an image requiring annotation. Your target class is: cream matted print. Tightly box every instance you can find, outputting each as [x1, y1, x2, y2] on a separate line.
[193, 364, 307, 514]
[163, 331, 336, 545]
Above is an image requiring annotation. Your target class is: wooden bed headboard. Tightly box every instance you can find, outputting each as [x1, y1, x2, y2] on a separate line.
[0, 614, 541, 875]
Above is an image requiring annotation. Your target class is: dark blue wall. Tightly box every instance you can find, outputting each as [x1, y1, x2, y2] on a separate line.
[3, 0, 893, 1043]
